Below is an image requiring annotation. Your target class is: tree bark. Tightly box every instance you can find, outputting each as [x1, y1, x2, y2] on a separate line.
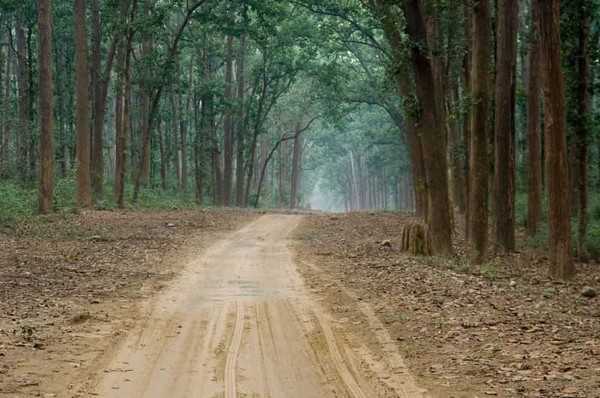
[402, 0, 453, 255]
[468, 0, 491, 263]
[0, 31, 7, 177]
[539, 0, 574, 279]
[447, 86, 466, 213]
[138, 1, 153, 189]
[158, 120, 167, 190]
[527, 0, 542, 236]
[223, 35, 234, 206]
[114, 45, 125, 206]
[235, 34, 247, 207]
[494, 0, 519, 251]
[38, 0, 54, 214]
[290, 123, 303, 209]
[74, 0, 93, 208]
[16, 19, 30, 182]
[90, 0, 103, 197]
[114, 10, 133, 209]
[575, 3, 590, 257]
[463, 0, 473, 240]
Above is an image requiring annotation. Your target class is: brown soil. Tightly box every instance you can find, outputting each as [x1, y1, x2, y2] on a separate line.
[293, 212, 600, 398]
[0, 209, 257, 397]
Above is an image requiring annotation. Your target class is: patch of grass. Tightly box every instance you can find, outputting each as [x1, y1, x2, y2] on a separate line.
[0, 178, 201, 228]
[479, 261, 498, 280]
[0, 182, 36, 225]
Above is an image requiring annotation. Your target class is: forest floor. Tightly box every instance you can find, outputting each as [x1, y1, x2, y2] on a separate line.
[294, 212, 600, 398]
[1, 209, 599, 398]
[0, 208, 257, 397]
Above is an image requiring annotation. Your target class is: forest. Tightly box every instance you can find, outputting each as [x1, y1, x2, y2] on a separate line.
[3, 0, 600, 397]
[0, 0, 599, 277]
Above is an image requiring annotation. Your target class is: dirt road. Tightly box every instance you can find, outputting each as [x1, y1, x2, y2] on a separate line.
[91, 214, 427, 398]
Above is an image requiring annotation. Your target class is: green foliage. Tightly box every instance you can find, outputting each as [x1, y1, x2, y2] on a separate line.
[0, 182, 36, 224]
[53, 173, 77, 210]
[0, 178, 201, 225]
[131, 188, 198, 210]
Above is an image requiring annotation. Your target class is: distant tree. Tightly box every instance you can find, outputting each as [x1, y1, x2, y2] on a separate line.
[38, 0, 54, 214]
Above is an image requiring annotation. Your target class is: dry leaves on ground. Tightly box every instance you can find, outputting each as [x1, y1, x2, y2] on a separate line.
[294, 212, 600, 398]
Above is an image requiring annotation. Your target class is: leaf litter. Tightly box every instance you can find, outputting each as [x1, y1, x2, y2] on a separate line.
[293, 212, 600, 398]
[0, 209, 256, 397]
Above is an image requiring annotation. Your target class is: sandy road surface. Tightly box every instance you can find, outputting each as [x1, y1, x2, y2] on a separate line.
[91, 215, 427, 398]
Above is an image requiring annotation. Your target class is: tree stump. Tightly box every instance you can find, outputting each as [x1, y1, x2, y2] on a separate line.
[400, 222, 432, 256]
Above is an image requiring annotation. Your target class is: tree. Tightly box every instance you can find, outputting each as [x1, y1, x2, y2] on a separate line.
[114, 0, 136, 208]
[574, 1, 591, 256]
[223, 35, 234, 206]
[494, 0, 519, 251]
[38, 0, 54, 214]
[16, 17, 31, 182]
[468, 0, 491, 263]
[290, 122, 303, 208]
[539, 0, 574, 278]
[90, 0, 103, 197]
[527, 0, 542, 237]
[74, 0, 93, 208]
[401, 0, 453, 255]
[235, 32, 247, 207]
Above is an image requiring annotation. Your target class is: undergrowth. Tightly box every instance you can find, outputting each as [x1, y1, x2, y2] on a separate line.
[0, 177, 200, 227]
[516, 192, 600, 260]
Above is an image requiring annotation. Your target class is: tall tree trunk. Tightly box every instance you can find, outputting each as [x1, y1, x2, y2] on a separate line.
[179, 100, 188, 192]
[158, 121, 167, 190]
[0, 32, 6, 177]
[38, 0, 54, 214]
[235, 34, 247, 207]
[402, 0, 453, 255]
[114, 18, 133, 209]
[468, 0, 491, 263]
[193, 90, 204, 205]
[527, 0, 542, 236]
[494, 0, 519, 252]
[90, 0, 103, 197]
[16, 19, 30, 182]
[92, 0, 133, 198]
[575, 3, 590, 257]
[463, 0, 473, 240]
[539, 0, 574, 279]
[139, 18, 152, 188]
[447, 86, 466, 214]
[74, 0, 93, 208]
[222, 36, 234, 206]
[114, 46, 125, 205]
[290, 123, 303, 209]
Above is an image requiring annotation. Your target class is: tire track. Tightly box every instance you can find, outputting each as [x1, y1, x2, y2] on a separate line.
[224, 301, 245, 398]
[314, 311, 368, 398]
[302, 259, 428, 398]
[185, 304, 225, 397]
[255, 302, 273, 397]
